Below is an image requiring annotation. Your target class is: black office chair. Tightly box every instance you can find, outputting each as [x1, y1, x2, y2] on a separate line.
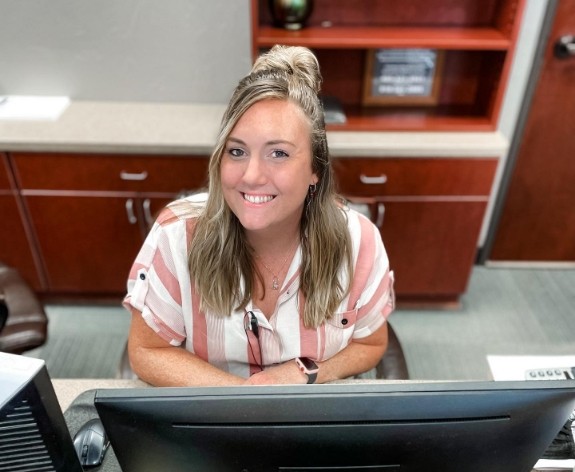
[0, 262, 48, 354]
[376, 322, 409, 380]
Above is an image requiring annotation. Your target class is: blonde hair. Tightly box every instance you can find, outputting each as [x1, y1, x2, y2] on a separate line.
[188, 45, 353, 328]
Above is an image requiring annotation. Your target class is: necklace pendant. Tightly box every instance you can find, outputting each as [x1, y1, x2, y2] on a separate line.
[272, 277, 279, 290]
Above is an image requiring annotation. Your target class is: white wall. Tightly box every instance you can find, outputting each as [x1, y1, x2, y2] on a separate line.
[498, 0, 551, 140]
[0, 0, 252, 103]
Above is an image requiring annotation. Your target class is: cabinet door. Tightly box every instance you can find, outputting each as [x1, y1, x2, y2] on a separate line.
[489, 0, 575, 262]
[380, 200, 488, 302]
[0, 154, 42, 289]
[23, 195, 172, 295]
[0, 195, 42, 290]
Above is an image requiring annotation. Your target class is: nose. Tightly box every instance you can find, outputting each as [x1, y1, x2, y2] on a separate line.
[242, 156, 267, 186]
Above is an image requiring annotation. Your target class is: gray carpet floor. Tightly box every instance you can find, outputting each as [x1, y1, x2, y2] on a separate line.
[25, 304, 131, 379]
[24, 266, 575, 380]
[391, 266, 575, 380]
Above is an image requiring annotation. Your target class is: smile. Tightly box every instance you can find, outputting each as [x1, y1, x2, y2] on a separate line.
[243, 193, 275, 204]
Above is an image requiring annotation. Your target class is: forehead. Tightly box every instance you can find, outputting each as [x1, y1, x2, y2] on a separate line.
[231, 99, 311, 137]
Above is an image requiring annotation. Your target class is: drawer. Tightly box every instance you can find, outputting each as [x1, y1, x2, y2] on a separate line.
[11, 152, 209, 193]
[332, 157, 498, 197]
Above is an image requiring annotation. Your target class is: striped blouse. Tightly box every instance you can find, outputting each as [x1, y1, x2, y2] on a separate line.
[123, 196, 395, 379]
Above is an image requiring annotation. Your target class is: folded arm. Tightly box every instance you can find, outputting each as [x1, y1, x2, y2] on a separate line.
[129, 308, 388, 387]
[244, 322, 389, 385]
[127, 309, 246, 387]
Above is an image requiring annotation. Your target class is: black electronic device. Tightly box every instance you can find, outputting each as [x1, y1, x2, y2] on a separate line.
[0, 352, 83, 471]
[95, 380, 575, 472]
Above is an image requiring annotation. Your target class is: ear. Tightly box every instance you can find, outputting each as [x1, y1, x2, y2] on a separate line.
[311, 174, 319, 186]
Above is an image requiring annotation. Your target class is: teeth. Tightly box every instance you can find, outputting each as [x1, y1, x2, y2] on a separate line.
[243, 194, 274, 204]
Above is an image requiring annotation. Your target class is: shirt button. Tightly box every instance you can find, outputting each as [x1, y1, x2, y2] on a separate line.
[341, 318, 348, 325]
[139, 273, 146, 280]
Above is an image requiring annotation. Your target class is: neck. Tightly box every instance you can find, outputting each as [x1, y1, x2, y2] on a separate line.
[247, 227, 301, 258]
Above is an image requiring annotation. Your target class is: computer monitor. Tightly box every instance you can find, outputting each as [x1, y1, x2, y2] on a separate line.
[0, 352, 83, 472]
[95, 380, 575, 472]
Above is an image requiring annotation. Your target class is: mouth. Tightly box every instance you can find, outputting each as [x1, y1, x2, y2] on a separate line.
[242, 193, 275, 204]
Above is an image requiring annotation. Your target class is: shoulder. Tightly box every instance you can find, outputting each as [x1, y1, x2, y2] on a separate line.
[155, 193, 207, 228]
[339, 202, 389, 266]
[339, 202, 379, 240]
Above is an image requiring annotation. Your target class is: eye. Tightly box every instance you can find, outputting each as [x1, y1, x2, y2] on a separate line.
[270, 149, 289, 159]
[227, 147, 246, 159]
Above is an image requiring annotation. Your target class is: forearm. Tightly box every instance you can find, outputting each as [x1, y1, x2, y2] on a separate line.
[316, 324, 389, 383]
[127, 310, 245, 387]
[128, 342, 246, 387]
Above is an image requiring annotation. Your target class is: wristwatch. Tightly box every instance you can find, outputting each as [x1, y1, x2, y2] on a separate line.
[295, 357, 319, 384]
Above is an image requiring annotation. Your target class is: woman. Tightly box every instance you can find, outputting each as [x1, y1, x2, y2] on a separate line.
[125, 45, 395, 386]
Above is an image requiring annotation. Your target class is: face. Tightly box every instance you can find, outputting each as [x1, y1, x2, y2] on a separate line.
[220, 99, 319, 237]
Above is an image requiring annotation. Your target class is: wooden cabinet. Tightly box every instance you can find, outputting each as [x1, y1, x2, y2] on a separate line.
[4, 151, 497, 302]
[0, 153, 42, 289]
[10, 152, 208, 296]
[333, 158, 498, 304]
[251, 0, 525, 131]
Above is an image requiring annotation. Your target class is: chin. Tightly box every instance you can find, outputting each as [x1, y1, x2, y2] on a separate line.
[237, 218, 272, 233]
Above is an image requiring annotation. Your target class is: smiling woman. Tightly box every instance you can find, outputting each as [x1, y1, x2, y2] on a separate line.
[123, 45, 395, 388]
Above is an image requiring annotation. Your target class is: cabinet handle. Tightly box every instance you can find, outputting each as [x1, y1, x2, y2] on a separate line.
[555, 35, 575, 59]
[375, 202, 385, 228]
[359, 174, 387, 185]
[143, 198, 154, 227]
[120, 170, 148, 181]
[125, 199, 138, 224]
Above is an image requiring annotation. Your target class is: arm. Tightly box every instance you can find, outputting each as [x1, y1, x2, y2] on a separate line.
[244, 322, 389, 385]
[316, 322, 388, 383]
[128, 309, 246, 387]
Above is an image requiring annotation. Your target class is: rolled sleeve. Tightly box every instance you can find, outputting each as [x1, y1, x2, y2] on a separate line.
[123, 216, 188, 346]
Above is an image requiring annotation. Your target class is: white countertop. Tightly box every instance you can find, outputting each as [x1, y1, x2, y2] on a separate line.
[52, 378, 149, 412]
[0, 100, 509, 157]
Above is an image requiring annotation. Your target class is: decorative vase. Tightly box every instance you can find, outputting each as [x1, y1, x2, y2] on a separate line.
[268, 0, 314, 31]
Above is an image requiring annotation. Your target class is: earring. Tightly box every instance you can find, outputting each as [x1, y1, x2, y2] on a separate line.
[306, 184, 317, 213]
[308, 184, 317, 199]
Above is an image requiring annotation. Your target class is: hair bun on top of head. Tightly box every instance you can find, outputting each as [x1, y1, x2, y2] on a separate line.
[251, 45, 322, 94]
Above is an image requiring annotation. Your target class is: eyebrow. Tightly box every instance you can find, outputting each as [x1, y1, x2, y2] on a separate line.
[227, 137, 296, 147]
[227, 137, 246, 145]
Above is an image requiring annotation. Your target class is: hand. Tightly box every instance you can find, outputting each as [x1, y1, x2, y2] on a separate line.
[243, 360, 308, 385]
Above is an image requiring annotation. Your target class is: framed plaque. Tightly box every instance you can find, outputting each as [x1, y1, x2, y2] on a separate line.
[363, 48, 444, 106]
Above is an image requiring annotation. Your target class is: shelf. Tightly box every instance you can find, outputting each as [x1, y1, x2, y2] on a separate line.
[257, 26, 512, 51]
[325, 105, 495, 132]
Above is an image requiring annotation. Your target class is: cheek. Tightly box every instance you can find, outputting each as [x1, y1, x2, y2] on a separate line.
[220, 162, 237, 188]
[282, 176, 314, 202]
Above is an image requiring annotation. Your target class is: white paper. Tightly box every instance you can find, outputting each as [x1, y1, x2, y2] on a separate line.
[487, 355, 575, 381]
[0, 95, 70, 121]
[533, 458, 575, 470]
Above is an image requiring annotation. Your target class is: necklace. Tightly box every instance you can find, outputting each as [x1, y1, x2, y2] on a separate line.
[256, 240, 298, 290]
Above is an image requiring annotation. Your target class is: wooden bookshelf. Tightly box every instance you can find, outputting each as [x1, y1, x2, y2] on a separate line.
[251, 0, 526, 131]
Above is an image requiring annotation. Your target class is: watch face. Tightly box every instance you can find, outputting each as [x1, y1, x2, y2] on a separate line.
[297, 357, 318, 372]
